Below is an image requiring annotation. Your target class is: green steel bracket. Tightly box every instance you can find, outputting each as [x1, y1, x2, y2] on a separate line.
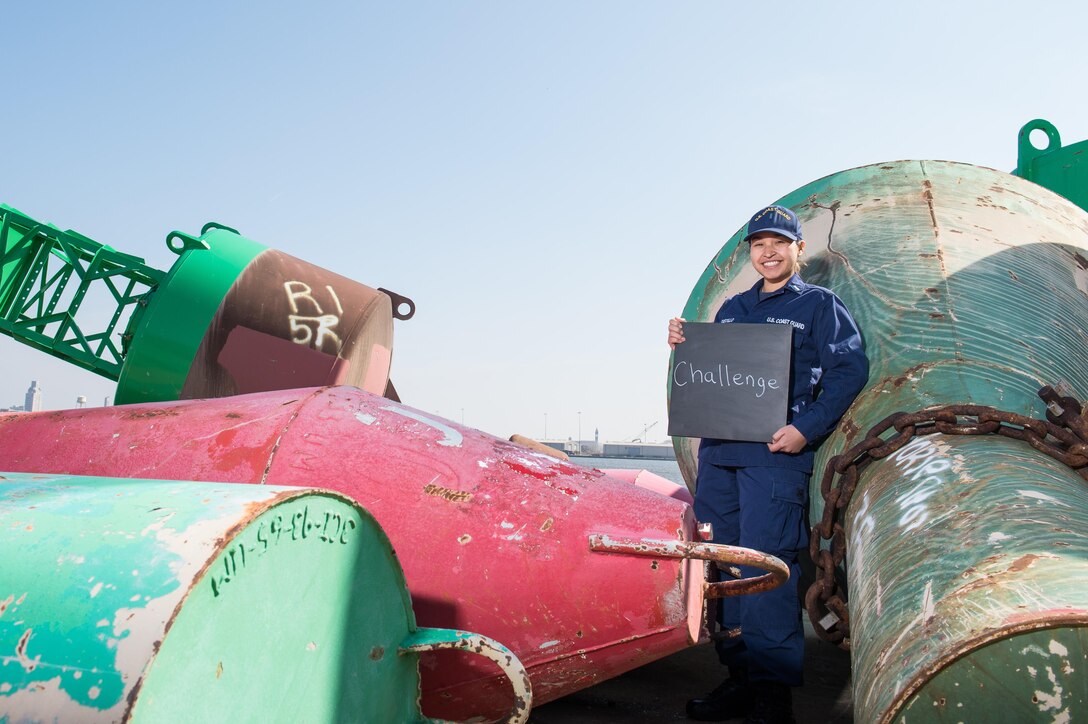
[165, 230, 210, 254]
[0, 204, 165, 379]
[163, 223, 240, 255]
[1013, 118, 1088, 212]
[200, 220, 240, 236]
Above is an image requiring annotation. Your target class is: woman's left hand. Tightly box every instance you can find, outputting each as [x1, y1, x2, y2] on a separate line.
[767, 425, 807, 454]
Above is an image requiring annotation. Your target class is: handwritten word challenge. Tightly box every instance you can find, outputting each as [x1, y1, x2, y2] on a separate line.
[673, 360, 780, 398]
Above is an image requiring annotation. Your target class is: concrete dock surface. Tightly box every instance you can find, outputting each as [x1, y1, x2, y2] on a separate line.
[529, 619, 853, 723]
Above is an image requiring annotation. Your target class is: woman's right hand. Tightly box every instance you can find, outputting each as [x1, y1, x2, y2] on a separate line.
[668, 317, 686, 349]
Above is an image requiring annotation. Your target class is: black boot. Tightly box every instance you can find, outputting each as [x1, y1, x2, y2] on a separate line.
[742, 682, 795, 724]
[685, 669, 753, 721]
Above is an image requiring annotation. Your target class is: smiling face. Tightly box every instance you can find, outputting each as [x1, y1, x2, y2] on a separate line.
[748, 231, 804, 291]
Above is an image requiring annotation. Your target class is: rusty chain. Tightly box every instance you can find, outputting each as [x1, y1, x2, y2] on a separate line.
[805, 385, 1088, 651]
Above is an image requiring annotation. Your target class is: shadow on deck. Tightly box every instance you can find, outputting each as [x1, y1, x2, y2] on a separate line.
[529, 619, 853, 723]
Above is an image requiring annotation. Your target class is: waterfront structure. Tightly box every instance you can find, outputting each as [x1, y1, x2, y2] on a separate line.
[602, 442, 676, 460]
[23, 380, 41, 412]
[540, 439, 579, 455]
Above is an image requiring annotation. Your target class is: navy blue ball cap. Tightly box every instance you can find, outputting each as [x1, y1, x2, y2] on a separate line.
[743, 205, 802, 242]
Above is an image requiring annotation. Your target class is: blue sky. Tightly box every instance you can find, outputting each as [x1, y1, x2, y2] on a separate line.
[3, 1, 1088, 442]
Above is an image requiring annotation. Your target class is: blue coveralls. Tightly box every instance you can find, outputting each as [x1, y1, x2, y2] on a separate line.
[694, 273, 868, 686]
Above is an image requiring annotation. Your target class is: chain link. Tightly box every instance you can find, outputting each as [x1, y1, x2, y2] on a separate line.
[806, 386, 1088, 651]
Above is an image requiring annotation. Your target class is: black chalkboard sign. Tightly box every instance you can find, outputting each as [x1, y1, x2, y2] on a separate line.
[667, 322, 792, 442]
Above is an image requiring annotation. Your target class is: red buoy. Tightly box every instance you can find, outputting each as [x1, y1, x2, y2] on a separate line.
[0, 386, 784, 719]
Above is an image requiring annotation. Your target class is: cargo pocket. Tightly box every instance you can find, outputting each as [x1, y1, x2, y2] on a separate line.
[757, 476, 809, 559]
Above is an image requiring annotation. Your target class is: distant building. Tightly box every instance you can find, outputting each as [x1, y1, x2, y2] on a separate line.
[573, 439, 603, 455]
[24, 381, 42, 412]
[601, 442, 676, 460]
[580, 428, 602, 455]
[539, 439, 579, 455]
[1, 380, 43, 412]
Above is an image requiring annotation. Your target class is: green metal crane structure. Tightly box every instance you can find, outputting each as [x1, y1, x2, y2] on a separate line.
[0, 205, 162, 379]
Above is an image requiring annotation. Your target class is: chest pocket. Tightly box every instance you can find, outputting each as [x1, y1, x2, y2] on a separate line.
[790, 326, 812, 354]
[790, 327, 820, 389]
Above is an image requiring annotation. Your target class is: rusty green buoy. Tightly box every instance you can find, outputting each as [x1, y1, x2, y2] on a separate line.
[674, 160, 1088, 722]
[0, 473, 530, 722]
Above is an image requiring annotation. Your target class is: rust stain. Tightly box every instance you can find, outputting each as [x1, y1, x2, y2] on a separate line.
[423, 483, 473, 503]
[946, 555, 1062, 603]
[216, 661, 223, 678]
[224, 412, 243, 419]
[125, 667, 147, 716]
[540, 517, 554, 532]
[457, 534, 472, 545]
[887, 361, 938, 389]
[121, 408, 181, 420]
[1007, 553, 1041, 573]
[928, 313, 945, 320]
[1002, 608, 1088, 626]
[15, 629, 37, 672]
[921, 179, 938, 231]
[948, 574, 1001, 599]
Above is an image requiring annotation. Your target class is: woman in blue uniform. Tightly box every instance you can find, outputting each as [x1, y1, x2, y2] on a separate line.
[668, 205, 868, 724]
